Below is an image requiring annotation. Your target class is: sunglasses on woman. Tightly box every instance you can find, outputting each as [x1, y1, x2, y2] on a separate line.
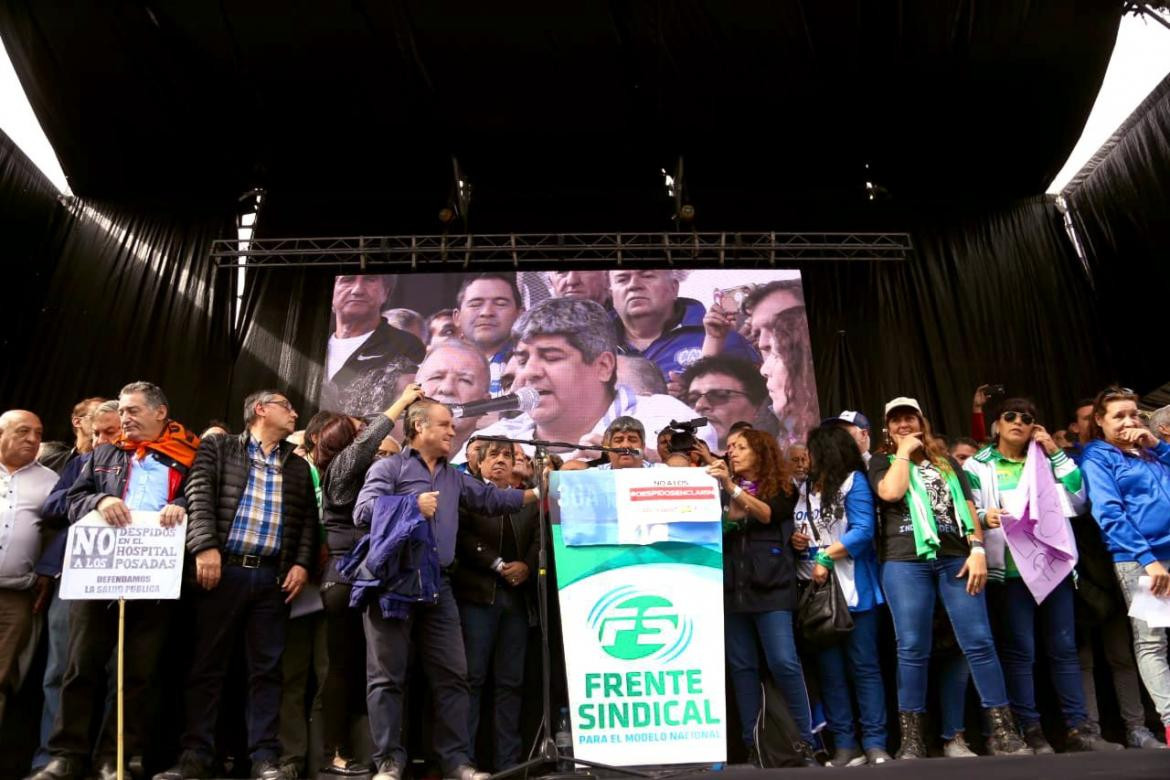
[1000, 411, 1034, 425]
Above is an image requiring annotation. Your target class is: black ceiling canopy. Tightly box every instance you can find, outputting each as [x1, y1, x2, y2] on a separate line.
[1, 1, 1121, 230]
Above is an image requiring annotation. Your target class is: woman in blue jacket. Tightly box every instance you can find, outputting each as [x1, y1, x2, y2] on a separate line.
[1080, 386, 1170, 744]
[792, 425, 889, 766]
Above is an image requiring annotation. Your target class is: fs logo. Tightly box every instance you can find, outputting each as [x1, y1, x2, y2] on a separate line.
[589, 586, 694, 662]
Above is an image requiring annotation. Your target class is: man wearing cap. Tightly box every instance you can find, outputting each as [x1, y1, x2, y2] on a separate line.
[823, 411, 872, 464]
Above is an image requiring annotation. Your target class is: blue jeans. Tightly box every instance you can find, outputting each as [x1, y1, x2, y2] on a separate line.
[33, 583, 70, 768]
[725, 610, 813, 745]
[881, 558, 1008, 712]
[460, 587, 529, 770]
[991, 576, 1088, 728]
[938, 653, 970, 739]
[816, 609, 887, 751]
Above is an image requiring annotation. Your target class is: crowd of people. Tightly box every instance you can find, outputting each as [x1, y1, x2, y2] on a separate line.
[0, 272, 1169, 780]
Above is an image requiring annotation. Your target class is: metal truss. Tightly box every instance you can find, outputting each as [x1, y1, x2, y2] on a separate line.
[210, 231, 913, 270]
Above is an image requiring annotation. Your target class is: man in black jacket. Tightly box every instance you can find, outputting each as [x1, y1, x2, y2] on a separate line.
[154, 391, 316, 780]
[453, 440, 539, 771]
[29, 382, 200, 780]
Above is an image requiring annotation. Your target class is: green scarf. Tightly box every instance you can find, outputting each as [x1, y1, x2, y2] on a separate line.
[893, 456, 976, 560]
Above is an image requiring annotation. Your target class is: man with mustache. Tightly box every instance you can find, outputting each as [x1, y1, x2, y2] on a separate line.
[0, 410, 58, 727]
[321, 275, 425, 416]
[453, 440, 538, 771]
[465, 298, 716, 464]
[453, 274, 524, 396]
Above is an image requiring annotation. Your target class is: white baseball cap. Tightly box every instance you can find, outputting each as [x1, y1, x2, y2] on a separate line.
[884, 396, 923, 417]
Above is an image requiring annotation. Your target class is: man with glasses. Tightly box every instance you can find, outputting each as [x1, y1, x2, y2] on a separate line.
[678, 356, 773, 452]
[154, 391, 318, 780]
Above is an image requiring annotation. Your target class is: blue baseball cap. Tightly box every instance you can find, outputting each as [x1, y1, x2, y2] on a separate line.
[821, 410, 871, 430]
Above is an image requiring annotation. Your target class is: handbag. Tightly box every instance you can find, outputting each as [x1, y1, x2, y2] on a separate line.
[796, 485, 854, 647]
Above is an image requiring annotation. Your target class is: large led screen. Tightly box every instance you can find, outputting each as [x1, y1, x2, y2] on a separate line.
[321, 269, 817, 463]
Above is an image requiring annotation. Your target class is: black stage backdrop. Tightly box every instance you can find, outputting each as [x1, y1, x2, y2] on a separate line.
[1066, 71, 1170, 397]
[0, 129, 234, 440]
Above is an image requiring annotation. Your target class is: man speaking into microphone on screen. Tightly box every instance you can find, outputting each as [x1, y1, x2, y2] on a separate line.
[353, 397, 542, 780]
[459, 297, 715, 463]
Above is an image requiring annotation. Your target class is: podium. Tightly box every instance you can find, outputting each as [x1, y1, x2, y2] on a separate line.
[548, 468, 728, 767]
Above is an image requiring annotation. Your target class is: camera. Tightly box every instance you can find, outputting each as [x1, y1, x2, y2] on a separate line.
[666, 417, 707, 453]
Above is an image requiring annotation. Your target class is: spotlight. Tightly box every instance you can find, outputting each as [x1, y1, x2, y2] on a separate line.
[438, 207, 457, 224]
[678, 204, 696, 222]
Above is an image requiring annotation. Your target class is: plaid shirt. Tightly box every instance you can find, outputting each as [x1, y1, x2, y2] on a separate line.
[226, 436, 284, 557]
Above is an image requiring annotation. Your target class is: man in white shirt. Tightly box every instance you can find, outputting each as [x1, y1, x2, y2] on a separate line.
[0, 410, 58, 725]
[465, 298, 715, 464]
[320, 274, 425, 415]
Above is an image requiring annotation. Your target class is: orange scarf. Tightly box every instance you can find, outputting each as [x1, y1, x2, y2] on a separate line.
[116, 420, 201, 468]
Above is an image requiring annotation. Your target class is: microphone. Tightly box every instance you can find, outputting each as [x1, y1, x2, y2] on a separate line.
[613, 448, 642, 457]
[449, 386, 540, 419]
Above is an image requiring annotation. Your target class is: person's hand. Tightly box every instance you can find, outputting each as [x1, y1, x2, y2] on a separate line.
[984, 507, 1004, 529]
[159, 504, 186, 528]
[96, 496, 132, 527]
[1118, 427, 1159, 450]
[1145, 561, 1170, 598]
[693, 440, 714, 465]
[812, 563, 829, 585]
[195, 548, 222, 590]
[790, 531, 811, 551]
[959, 553, 988, 595]
[973, 384, 990, 412]
[894, 432, 923, 460]
[394, 382, 424, 409]
[706, 459, 731, 485]
[501, 561, 530, 586]
[666, 371, 685, 399]
[1031, 425, 1059, 456]
[417, 491, 440, 519]
[702, 302, 734, 342]
[33, 575, 53, 614]
[282, 564, 309, 604]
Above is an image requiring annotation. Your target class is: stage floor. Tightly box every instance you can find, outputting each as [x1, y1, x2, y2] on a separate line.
[707, 750, 1166, 779]
[267, 749, 1169, 780]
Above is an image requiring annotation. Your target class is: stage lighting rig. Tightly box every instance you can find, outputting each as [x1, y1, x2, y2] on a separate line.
[663, 156, 696, 224]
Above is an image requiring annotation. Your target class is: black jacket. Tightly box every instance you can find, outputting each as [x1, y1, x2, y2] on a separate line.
[322, 414, 393, 560]
[184, 432, 317, 578]
[67, 443, 191, 523]
[453, 499, 539, 616]
[319, 321, 425, 416]
[723, 490, 799, 613]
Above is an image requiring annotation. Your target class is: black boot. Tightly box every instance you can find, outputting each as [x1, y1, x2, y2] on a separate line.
[985, 706, 1033, 756]
[896, 711, 927, 760]
[1066, 721, 1124, 752]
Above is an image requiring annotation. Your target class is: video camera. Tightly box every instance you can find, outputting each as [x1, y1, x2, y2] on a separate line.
[665, 417, 708, 454]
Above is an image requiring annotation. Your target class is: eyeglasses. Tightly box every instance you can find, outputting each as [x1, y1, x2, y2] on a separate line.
[263, 399, 294, 412]
[1000, 411, 1035, 425]
[685, 389, 750, 407]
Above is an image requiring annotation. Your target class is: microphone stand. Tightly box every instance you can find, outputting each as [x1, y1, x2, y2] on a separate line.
[469, 435, 653, 780]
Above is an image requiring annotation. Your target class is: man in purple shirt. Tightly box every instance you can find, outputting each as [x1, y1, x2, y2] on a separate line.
[354, 398, 540, 780]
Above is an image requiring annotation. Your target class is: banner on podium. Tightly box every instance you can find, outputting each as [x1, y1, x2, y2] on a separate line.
[60, 511, 186, 600]
[550, 468, 727, 767]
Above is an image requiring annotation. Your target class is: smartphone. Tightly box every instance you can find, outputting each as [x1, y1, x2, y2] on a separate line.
[714, 286, 752, 331]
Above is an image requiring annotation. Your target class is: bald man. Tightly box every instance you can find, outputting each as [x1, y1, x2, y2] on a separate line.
[0, 410, 58, 724]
